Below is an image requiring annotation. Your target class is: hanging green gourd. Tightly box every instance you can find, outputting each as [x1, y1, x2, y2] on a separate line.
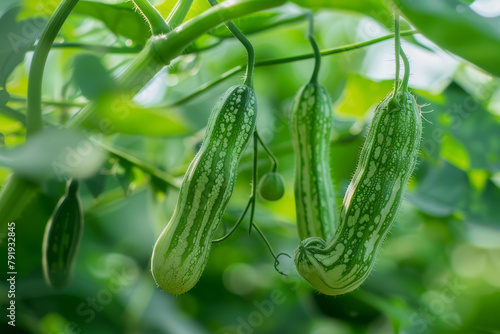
[290, 14, 339, 241]
[151, 0, 258, 295]
[294, 15, 423, 295]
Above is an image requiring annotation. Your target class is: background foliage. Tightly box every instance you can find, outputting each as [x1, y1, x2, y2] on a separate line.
[1, 0, 500, 333]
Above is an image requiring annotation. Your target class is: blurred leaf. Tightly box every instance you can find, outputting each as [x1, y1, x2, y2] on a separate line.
[156, 0, 210, 24]
[0, 89, 9, 106]
[0, 6, 45, 88]
[336, 75, 393, 119]
[73, 1, 150, 45]
[468, 180, 500, 227]
[395, 0, 500, 77]
[83, 168, 108, 198]
[441, 133, 469, 170]
[72, 53, 116, 100]
[115, 159, 135, 196]
[209, 5, 307, 38]
[0, 0, 19, 11]
[468, 169, 490, 192]
[290, 0, 389, 24]
[408, 160, 470, 217]
[0, 128, 105, 180]
[82, 94, 192, 136]
[440, 83, 500, 172]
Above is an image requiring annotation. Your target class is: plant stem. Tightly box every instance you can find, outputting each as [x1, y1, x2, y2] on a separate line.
[169, 30, 418, 106]
[0, 105, 26, 125]
[0, 0, 287, 229]
[69, 0, 284, 128]
[26, 0, 79, 138]
[154, 0, 285, 63]
[100, 143, 180, 190]
[227, 21, 255, 87]
[9, 95, 85, 108]
[207, 0, 255, 87]
[394, 12, 401, 95]
[51, 42, 142, 54]
[167, 0, 195, 28]
[132, 0, 170, 35]
[400, 47, 410, 92]
[307, 13, 321, 84]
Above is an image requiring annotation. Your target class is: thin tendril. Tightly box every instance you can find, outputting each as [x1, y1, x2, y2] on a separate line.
[248, 131, 258, 235]
[307, 12, 321, 84]
[251, 224, 290, 276]
[212, 198, 252, 243]
[255, 130, 279, 172]
[207, 0, 255, 87]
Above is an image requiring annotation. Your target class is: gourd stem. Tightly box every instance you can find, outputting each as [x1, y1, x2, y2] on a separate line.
[400, 47, 410, 92]
[207, 0, 255, 88]
[132, 0, 170, 35]
[169, 30, 418, 107]
[26, 0, 79, 138]
[167, 0, 195, 28]
[393, 12, 401, 97]
[255, 130, 279, 172]
[307, 12, 321, 84]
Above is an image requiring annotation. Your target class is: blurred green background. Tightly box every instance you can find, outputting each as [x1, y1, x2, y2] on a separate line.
[1, 0, 500, 333]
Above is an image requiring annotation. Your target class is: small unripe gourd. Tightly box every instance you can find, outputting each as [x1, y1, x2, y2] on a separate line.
[42, 179, 83, 289]
[258, 172, 285, 201]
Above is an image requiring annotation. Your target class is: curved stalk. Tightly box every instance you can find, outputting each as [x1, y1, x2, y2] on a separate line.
[168, 30, 419, 106]
[207, 0, 255, 87]
[167, 0, 195, 28]
[400, 47, 410, 92]
[307, 13, 321, 84]
[394, 13, 401, 95]
[26, 0, 79, 138]
[132, 0, 170, 35]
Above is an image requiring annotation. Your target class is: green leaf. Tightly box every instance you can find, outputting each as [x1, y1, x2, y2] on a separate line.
[336, 75, 393, 119]
[156, 0, 210, 24]
[82, 94, 192, 137]
[0, 128, 105, 180]
[394, 0, 500, 77]
[468, 169, 490, 192]
[209, 5, 307, 38]
[72, 53, 116, 100]
[72, 1, 151, 45]
[408, 160, 470, 217]
[441, 133, 469, 170]
[290, 0, 388, 23]
[0, 6, 46, 88]
[441, 83, 500, 172]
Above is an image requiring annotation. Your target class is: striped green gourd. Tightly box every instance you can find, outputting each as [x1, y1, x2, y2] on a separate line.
[151, 85, 257, 294]
[295, 90, 422, 295]
[290, 83, 338, 240]
[42, 179, 83, 289]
